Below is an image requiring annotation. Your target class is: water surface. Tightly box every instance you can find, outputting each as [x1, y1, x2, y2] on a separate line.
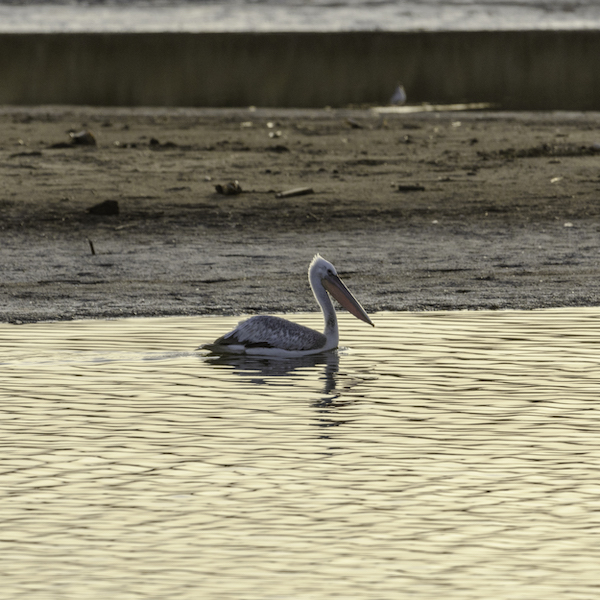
[2, 0, 600, 32]
[2, 309, 600, 599]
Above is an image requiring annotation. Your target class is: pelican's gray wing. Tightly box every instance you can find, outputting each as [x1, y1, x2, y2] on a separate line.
[203, 315, 327, 353]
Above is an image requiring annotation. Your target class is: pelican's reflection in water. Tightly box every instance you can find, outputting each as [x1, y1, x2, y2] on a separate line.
[204, 350, 340, 395]
[203, 350, 373, 435]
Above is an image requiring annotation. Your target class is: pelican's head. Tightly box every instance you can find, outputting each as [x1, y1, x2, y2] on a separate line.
[309, 254, 374, 326]
[309, 254, 338, 280]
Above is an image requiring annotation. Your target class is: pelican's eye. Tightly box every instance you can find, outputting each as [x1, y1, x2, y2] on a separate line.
[326, 268, 334, 276]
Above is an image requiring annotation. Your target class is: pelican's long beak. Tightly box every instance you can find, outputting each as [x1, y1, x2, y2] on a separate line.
[323, 273, 374, 327]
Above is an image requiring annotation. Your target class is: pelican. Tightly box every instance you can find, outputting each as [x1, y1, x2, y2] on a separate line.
[201, 254, 374, 357]
[390, 83, 407, 105]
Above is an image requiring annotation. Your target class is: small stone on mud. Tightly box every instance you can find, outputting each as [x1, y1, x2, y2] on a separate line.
[397, 184, 425, 192]
[70, 130, 96, 146]
[215, 181, 243, 195]
[87, 200, 119, 216]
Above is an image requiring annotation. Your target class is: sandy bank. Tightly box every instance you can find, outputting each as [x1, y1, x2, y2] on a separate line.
[1, 107, 600, 323]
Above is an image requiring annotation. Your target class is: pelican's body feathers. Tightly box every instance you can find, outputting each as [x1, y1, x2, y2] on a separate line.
[203, 315, 328, 356]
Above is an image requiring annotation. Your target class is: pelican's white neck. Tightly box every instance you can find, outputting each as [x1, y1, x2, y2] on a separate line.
[309, 256, 339, 349]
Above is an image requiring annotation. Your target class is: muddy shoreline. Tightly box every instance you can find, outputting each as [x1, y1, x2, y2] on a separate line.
[2, 107, 600, 323]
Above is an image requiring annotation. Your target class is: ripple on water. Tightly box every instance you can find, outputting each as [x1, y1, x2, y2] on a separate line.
[1, 309, 600, 599]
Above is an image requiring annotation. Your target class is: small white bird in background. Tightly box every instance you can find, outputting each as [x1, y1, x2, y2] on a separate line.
[390, 83, 407, 105]
[201, 254, 373, 357]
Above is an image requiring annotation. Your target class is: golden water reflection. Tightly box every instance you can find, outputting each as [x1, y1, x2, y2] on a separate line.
[2, 309, 600, 599]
